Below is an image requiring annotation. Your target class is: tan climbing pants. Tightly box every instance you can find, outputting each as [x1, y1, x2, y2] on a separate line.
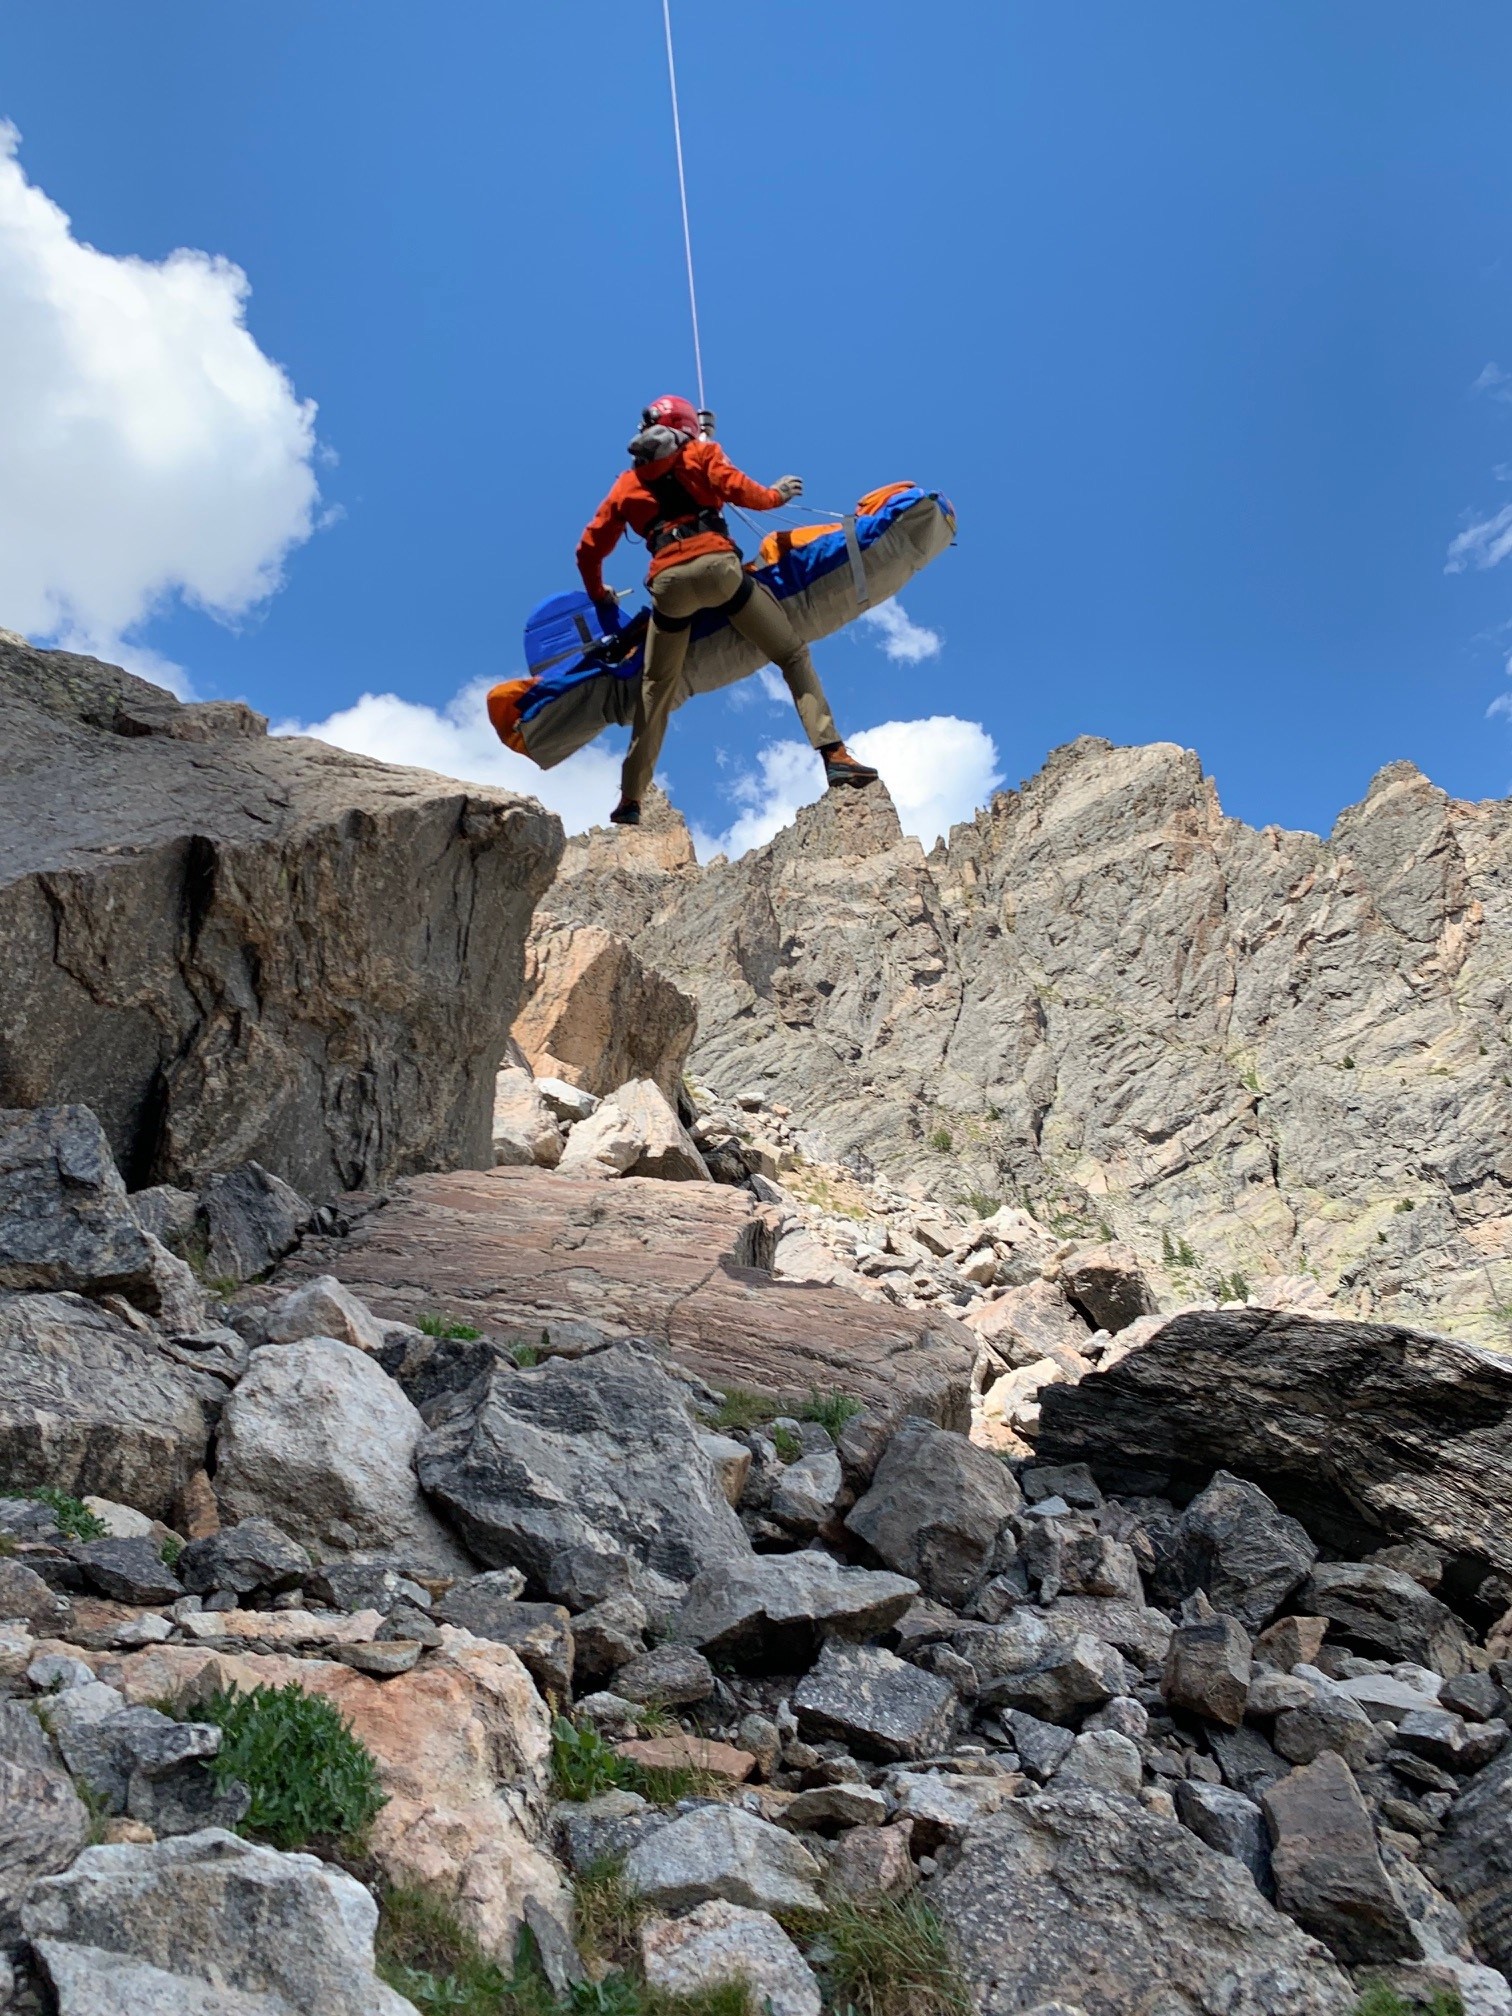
[620, 550, 839, 802]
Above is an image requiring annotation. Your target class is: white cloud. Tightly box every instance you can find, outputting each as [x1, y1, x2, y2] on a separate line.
[1489, 690, 1512, 721]
[1445, 504, 1512, 574]
[694, 714, 1002, 861]
[1472, 362, 1512, 404]
[859, 596, 943, 664]
[276, 679, 624, 836]
[0, 123, 320, 685]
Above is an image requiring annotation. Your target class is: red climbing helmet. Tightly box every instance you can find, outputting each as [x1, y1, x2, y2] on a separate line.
[641, 395, 700, 439]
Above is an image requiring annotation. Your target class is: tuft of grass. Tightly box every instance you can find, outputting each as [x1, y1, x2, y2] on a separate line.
[378, 1880, 751, 2015]
[200, 1682, 386, 1851]
[708, 1387, 780, 1433]
[418, 1312, 483, 1342]
[798, 1388, 864, 1439]
[794, 1894, 972, 2016]
[159, 1533, 184, 1567]
[510, 1339, 543, 1369]
[4, 1487, 108, 1542]
[770, 1424, 802, 1463]
[1353, 1988, 1462, 2016]
[960, 1188, 1002, 1219]
[927, 1126, 954, 1154]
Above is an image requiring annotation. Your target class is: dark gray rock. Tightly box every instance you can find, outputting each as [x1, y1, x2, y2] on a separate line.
[554, 1789, 669, 1873]
[613, 1644, 713, 1707]
[127, 1182, 201, 1255]
[1037, 1310, 1512, 1593]
[200, 1162, 316, 1284]
[792, 1640, 956, 1762]
[674, 1552, 916, 1671]
[0, 1290, 216, 1518]
[1161, 1610, 1253, 1730]
[71, 1537, 183, 1606]
[0, 1106, 159, 1303]
[417, 1343, 751, 1608]
[1021, 1463, 1103, 1510]
[1272, 1686, 1383, 1772]
[53, 1705, 218, 1818]
[0, 1700, 89, 1942]
[979, 1632, 1129, 1725]
[1438, 1671, 1506, 1724]
[570, 1593, 647, 1684]
[307, 1560, 432, 1615]
[1262, 1750, 1416, 1964]
[1175, 1778, 1271, 1890]
[1168, 1471, 1318, 1634]
[436, 1580, 574, 1698]
[1302, 1562, 1472, 1677]
[932, 1785, 1354, 2014]
[1432, 1747, 1512, 1974]
[1001, 1709, 1076, 1782]
[1209, 1722, 1288, 1799]
[1395, 1708, 1508, 1774]
[0, 637, 562, 1203]
[845, 1416, 1020, 1606]
[178, 1516, 312, 1599]
[0, 1558, 72, 1632]
[1060, 1245, 1158, 1333]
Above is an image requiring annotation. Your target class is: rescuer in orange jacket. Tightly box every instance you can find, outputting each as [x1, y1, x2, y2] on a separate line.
[577, 395, 878, 826]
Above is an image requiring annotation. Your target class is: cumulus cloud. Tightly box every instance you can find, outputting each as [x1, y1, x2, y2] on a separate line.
[0, 123, 320, 686]
[694, 714, 1002, 861]
[1445, 504, 1512, 575]
[277, 679, 624, 836]
[859, 596, 943, 663]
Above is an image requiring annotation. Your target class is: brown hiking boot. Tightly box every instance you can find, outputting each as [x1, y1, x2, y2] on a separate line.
[609, 798, 641, 826]
[822, 743, 879, 788]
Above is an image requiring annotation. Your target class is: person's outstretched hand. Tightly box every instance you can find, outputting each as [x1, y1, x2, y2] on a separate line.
[774, 475, 804, 502]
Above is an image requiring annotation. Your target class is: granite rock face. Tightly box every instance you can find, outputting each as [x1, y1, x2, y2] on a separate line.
[515, 920, 697, 1102]
[1037, 1307, 1512, 1598]
[0, 638, 562, 1199]
[540, 746, 1512, 1347]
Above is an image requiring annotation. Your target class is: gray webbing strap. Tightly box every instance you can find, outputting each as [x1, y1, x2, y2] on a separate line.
[844, 515, 870, 611]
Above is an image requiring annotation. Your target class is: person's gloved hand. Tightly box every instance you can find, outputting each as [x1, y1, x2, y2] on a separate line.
[594, 594, 622, 630]
[774, 475, 804, 502]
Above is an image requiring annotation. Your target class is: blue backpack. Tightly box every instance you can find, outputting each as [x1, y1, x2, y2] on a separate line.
[523, 589, 632, 678]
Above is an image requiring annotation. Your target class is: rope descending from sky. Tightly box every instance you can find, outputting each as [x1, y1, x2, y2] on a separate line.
[661, 0, 706, 415]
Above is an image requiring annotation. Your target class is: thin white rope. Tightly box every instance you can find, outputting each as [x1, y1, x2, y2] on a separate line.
[661, 0, 706, 413]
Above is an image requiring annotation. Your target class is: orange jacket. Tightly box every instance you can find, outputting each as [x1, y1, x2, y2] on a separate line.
[576, 439, 784, 601]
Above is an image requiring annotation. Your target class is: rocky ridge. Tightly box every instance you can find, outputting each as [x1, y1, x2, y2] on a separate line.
[536, 750, 1512, 1349]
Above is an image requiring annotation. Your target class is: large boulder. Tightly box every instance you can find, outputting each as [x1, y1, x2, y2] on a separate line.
[1164, 1470, 1319, 1633]
[845, 1416, 1021, 1606]
[1261, 1751, 1416, 1964]
[0, 1701, 89, 1943]
[792, 1641, 956, 1762]
[1037, 1309, 1512, 1598]
[277, 1165, 974, 1428]
[514, 920, 697, 1101]
[1301, 1561, 1473, 1676]
[0, 1105, 158, 1301]
[1433, 1748, 1512, 1975]
[214, 1336, 469, 1573]
[0, 637, 562, 1198]
[557, 1078, 709, 1182]
[0, 1290, 215, 1517]
[674, 1553, 917, 1670]
[22, 1828, 413, 2014]
[932, 1785, 1354, 2014]
[624, 1805, 824, 1915]
[416, 1343, 751, 1608]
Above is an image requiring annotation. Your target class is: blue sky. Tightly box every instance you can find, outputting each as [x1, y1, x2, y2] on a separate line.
[4, 2, 1512, 849]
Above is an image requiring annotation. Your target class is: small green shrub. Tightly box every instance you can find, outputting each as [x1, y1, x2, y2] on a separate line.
[201, 1683, 386, 1850]
[960, 1188, 1002, 1218]
[770, 1424, 803, 1463]
[1353, 1987, 1462, 2016]
[1160, 1230, 1199, 1271]
[551, 1717, 623, 1802]
[510, 1340, 542, 1369]
[1342, 1054, 1356, 1070]
[927, 1126, 953, 1153]
[798, 1893, 972, 2016]
[159, 1533, 184, 1567]
[418, 1312, 483, 1342]
[3, 1488, 107, 1542]
[798, 1388, 864, 1439]
[1213, 1271, 1250, 1303]
[709, 1387, 779, 1432]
